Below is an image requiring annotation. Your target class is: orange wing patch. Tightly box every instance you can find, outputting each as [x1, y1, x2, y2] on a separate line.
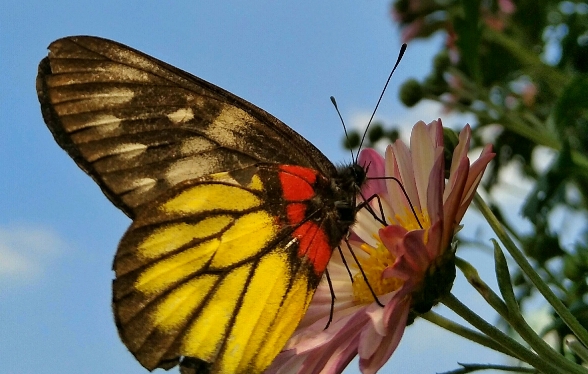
[278, 165, 334, 276]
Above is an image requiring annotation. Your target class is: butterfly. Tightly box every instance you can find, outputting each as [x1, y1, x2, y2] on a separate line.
[36, 36, 366, 374]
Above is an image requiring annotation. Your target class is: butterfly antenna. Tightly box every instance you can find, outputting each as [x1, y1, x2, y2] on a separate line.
[330, 96, 355, 163]
[357, 43, 407, 154]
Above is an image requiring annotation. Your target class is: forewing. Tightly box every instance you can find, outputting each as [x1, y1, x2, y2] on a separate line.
[36, 36, 335, 218]
[112, 168, 317, 373]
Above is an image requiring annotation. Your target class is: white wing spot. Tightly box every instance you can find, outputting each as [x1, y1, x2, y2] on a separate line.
[165, 156, 217, 185]
[115, 143, 149, 160]
[87, 143, 147, 162]
[167, 108, 194, 124]
[131, 178, 157, 190]
[54, 87, 136, 116]
[89, 114, 122, 133]
[104, 87, 136, 103]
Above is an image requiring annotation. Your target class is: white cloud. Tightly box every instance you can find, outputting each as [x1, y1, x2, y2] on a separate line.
[0, 226, 66, 285]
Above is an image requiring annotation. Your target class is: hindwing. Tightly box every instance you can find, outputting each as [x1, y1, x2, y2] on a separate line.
[113, 165, 337, 372]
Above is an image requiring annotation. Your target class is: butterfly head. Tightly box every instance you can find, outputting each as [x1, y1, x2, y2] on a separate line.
[332, 162, 367, 227]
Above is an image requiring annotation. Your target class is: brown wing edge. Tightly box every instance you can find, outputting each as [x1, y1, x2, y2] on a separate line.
[36, 57, 136, 218]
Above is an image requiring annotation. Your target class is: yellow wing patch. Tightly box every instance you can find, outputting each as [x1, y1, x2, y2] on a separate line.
[209, 210, 276, 269]
[253, 272, 314, 371]
[162, 183, 262, 214]
[135, 238, 220, 295]
[113, 168, 318, 373]
[227, 253, 311, 373]
[182, 263, 253, 361]
[151, 275, 217, 329]
[137, 216, 232, 259]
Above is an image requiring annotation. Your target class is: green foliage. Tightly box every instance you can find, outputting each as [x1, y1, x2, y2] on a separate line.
[399, 78, 424, 107]
[342, 130, 360, 150]
[454, 0, 482, 82]
[344, 0, 588, 363]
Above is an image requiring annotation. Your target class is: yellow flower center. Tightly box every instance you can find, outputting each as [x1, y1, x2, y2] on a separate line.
[352, 238, 403, 304]
[393, 207, 431, 232]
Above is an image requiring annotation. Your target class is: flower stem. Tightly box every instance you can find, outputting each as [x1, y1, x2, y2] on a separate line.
[454, 257, 509, 317]
[455, 255, 585, 373]
[493, 244, 588, 374]
[442, 363, 538, 373]
[457, 254, 587, 374]
[422, 311, 518, 359]
[566, 335, 588, 364]
[474, 193, 588, 349]
[442, 293, 562, 373]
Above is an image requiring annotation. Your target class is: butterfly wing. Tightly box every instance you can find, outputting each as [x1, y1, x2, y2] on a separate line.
[114, 164, 332, 373]
[36, 36, 336, 219]
[37, 36, 345, 373]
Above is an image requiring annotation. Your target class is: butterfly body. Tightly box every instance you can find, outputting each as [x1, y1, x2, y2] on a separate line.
[37, 36, 365, 373]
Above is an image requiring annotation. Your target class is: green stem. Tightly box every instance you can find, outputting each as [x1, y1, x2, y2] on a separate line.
[455, 257, 509, 318]
[566, 336, 588, 364]
[456, 256, 584, 373]
[474, 193, 588, 348]
[493, 244, 588, 374]
[422, 311, 519, 359]
[423, 94, 556, 149]
[445, 363, 537, 373]
[442, 293, 562, 373]
[501, 111, 558, 149]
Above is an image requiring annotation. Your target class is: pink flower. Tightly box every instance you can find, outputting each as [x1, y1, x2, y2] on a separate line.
[498, 0, 516, 14]
[521, 82, 538, 107]
[268, 119, 495, 374]
[483, 0, 516, 31]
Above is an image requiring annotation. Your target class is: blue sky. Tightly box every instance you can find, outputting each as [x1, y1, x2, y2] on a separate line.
[1, 1, 509, 373]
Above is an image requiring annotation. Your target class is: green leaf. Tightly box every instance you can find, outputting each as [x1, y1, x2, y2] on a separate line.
[553, 75, 588, 153]
[493, 241, 518, 313]
[454, 0, 482, 81]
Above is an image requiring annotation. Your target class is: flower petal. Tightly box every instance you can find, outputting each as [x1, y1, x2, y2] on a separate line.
[426, 150, 445, 223]
[442, 157, 469, 247]
[353, 208, 385, 247]
[402, 229, 432, 272]
[387, 141, 420, 212]
[410, 120, 438, 212]
[358, 148, 387, 199]
[445, 124, 471, 201]
[379, 224, 409, 258]
[456, 144, 495, 220]
[359, 297, 411, 374]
